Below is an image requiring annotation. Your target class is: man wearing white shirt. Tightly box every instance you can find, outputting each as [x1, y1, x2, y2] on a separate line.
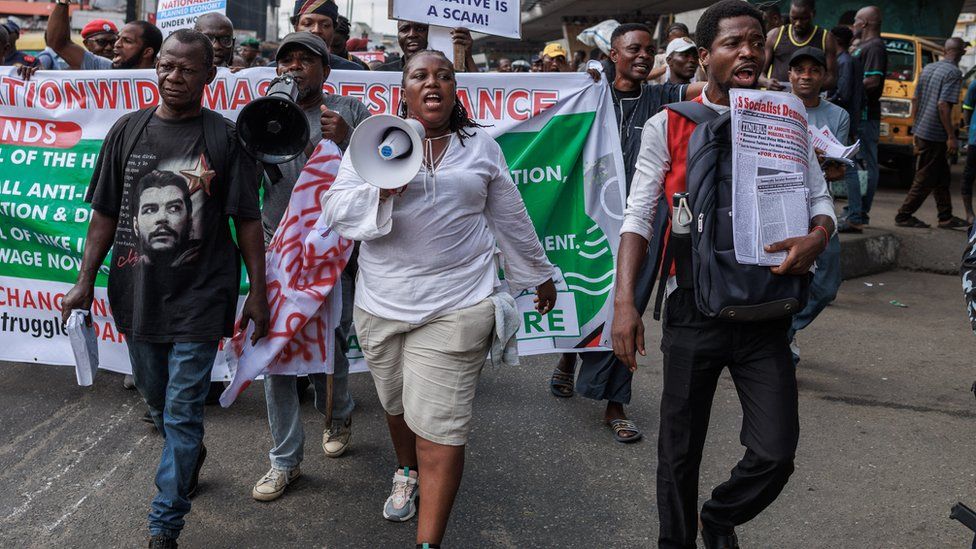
[611, 2, 835, 547]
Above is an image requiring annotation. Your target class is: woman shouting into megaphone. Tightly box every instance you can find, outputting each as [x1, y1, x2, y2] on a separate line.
[321, 50, 557, 548]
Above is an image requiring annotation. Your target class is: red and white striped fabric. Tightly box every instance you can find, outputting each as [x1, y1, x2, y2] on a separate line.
[220, 141, 353, 407]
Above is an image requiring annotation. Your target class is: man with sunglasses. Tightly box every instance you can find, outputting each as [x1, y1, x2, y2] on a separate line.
[82, 19, 118, 60]
[195, 13, 235, 68]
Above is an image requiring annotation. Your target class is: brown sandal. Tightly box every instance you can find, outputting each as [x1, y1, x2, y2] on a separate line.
[549, 369, 574, 398]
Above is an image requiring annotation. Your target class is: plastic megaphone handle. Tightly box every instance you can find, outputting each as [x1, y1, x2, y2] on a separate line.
[378, 129, 413, 160]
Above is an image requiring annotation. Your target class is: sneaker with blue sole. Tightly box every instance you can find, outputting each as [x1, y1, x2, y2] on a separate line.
[383, 467, 418, 522]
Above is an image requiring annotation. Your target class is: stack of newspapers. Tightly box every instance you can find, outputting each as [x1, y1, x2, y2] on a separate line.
[809, 125, 860, 168]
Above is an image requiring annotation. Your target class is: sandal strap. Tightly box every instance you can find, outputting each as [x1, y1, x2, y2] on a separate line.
[550, 371, 574, 383]
[609, 419, 639, 433]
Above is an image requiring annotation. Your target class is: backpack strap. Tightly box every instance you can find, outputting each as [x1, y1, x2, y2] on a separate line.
[667, 101, 720, 126]
[650, 103, 719, 320]
[201, 108, 231, 178]
[120, 107, 156, 167]
[652, 217, 673, 321]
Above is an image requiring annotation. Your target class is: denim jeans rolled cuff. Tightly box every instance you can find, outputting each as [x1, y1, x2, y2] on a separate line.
[858, 118, 881, 220]
[331, 323, 356, 423]
[265, 374, 310, 471]
[128, 340, 218, 540]
[789, 234, 842, 340]
[843, 164, 864, 224]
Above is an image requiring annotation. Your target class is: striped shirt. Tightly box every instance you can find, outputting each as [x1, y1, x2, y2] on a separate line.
[913, 60, 962, 142]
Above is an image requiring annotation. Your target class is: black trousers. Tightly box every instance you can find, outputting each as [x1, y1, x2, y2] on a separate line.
[896, 137, 953, 222]
[657, 289, 799, 549]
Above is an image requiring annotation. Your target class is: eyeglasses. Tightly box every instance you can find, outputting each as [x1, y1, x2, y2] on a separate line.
[205, 34, 235, 48]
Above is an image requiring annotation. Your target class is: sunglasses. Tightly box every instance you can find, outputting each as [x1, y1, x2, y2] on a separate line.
[86, 36, 117, 48]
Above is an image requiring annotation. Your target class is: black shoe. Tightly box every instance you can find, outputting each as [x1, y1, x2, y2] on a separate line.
[895, 215, 931, 228]
[701, 527, 740, 549]
[148, 535, 178, 549]
[187, 445, 207, 499]
[939, 216, 970, 230]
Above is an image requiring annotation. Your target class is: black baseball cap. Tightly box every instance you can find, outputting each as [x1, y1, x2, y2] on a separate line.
[788, 46, 827, 69]
[275, 32, 330, 65]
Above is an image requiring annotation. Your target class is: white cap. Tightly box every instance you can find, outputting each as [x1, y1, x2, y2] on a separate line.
[665, 37, 697, 57]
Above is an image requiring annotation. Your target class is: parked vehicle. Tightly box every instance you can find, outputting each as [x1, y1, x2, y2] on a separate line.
[878, 33, 964, 186]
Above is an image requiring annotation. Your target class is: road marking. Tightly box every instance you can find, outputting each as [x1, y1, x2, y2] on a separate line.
[44, 434, 150, 532]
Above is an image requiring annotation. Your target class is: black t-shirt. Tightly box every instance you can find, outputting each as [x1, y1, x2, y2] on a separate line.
[613, 82, 686, 190]
[86, 113, 261, 342]
[854, 37, 888, 120]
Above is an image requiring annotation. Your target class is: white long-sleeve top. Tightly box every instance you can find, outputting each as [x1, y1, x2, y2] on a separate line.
[620, 88, 837, 240]
[321, 127, 555, 324]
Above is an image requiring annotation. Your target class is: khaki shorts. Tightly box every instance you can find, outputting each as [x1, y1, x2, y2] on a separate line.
[354, 299, 495, 446]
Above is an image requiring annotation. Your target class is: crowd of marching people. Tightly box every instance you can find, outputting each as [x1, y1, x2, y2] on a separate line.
[1, 0, 972, 547]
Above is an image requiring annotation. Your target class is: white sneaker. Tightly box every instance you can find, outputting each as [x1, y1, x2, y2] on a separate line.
[252, 466, 301, 502]
[323, 417, 352, 458]
[383, 467, 419, 522]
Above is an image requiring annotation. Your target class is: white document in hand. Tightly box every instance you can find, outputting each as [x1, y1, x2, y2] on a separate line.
[809, 125, 860, 166]
[756, 172, 809, 267]
[66, 309, 99, 386]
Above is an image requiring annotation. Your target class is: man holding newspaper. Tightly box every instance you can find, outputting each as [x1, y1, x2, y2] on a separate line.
[787, 46, 854, 364]
[611, 2, 835, 547]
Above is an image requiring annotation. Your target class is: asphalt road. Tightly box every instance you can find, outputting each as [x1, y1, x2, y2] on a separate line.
[1, 268, 975, 548]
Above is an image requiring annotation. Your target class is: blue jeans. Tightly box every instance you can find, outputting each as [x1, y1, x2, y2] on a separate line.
[788, 234, 842, 355]
[265, 271, 355, 470]
[850, 119, 880, 224]
[128, 340, 219, 540]
[842, 163, 862, 224]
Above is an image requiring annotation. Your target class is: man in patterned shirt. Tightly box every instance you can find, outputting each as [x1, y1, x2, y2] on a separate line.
[895, 37, 970, 229]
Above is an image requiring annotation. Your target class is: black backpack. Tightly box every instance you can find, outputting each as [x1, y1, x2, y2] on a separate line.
[661, 101, 809, 322]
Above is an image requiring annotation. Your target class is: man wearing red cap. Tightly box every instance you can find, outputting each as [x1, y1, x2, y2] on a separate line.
[82, 19, 119, 60]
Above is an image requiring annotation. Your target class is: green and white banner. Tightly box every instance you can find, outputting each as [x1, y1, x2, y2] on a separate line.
[0, 68, 624, 377]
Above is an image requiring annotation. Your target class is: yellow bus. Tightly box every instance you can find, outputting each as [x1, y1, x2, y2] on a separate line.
[878, 33, 960, 185]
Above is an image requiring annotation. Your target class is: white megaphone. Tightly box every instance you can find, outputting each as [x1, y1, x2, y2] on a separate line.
[348, 114, 426, 190]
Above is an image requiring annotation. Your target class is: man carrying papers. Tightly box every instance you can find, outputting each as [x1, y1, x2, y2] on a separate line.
[788, 46, 850, 364]
[611, 2, 835, 547]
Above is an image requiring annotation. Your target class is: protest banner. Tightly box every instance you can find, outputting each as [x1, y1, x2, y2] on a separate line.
[390, 0, 520, 39]
[156, 0, 227, 37]
[350, 51, 385, 64]
[0, 67, 625, 379]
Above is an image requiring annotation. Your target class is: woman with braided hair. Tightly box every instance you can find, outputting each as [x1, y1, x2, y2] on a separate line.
[321, 50, 557, 547]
